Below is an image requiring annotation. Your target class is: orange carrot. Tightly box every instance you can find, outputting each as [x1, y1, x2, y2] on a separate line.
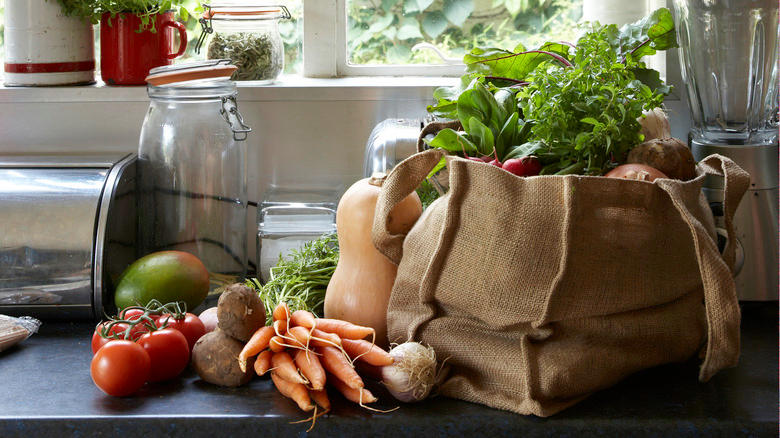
[271, 372, 314, 412]
[273, 302, 291, 322]
[286, 326, 312, 348]
[238, 326, 275, 372]
[312, 319, 374, 340]
[269, 336, 286, 352]
[341, 338, 393, 366]
[318, 346, 363, 390]
[254, 349, 273, 376]
[273, 319, 287, 336]
[287, 326, 342, 349]
[327, 373, 377, 404]
[294, 349, 326, 390]
[290, 310, 316, 329]
[271, 351, 307, 385]
[310, 329, 342, 347]
[310, 389, 331, 411]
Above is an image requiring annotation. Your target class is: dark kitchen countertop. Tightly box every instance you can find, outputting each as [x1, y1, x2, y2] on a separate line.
[0, 302, 776, 437]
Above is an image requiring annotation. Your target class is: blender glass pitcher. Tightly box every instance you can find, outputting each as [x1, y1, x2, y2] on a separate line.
[673, 0, 778, 145]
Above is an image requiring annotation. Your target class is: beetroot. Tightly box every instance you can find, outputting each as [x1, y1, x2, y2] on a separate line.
[520, 156, 542, 176]
[502, 158, 526, 176]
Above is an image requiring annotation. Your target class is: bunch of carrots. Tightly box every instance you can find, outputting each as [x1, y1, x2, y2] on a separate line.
[237, 302, 394, 422]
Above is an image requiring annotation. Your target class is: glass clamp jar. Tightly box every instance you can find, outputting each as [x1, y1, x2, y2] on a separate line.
[139, 60, 252, 295]
[196, 4, 290, 83]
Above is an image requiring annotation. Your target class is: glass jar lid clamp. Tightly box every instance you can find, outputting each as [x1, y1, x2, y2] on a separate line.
[195, 4, 291, 53]
[221, 94, 252, 141]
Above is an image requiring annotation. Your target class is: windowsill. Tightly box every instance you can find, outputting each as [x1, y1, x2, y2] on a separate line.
[0, 75, 459, 103]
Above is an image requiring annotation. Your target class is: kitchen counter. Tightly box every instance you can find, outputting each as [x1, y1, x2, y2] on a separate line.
[0, 302, 776, 437]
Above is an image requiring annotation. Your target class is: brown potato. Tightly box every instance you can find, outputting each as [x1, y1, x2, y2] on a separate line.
[191, 329, 254, 387]
[626, 138, 697, 181]
[217, 283, 266, 342]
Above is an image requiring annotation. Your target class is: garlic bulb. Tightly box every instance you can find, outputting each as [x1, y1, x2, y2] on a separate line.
[638, 107, 671, 142]
[381, 342, 438, 403]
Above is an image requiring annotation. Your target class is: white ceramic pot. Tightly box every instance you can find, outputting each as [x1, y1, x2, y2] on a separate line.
[4, 0, 95, 86]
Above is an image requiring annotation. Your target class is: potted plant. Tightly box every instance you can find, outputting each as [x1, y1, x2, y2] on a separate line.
[56, 0, 194, 85]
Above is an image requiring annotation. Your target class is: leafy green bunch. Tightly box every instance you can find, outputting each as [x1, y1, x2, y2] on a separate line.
[426, 80, 532, 162]
[55, 0, 196, 32]
[518, 22, 668, 174]
[246, 234, 339, 324]
[426, 7, 679, 176]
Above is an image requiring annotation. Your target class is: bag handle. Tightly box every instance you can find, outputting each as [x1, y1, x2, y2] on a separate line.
[372, 149, 446, 265]
[656, 154, 750, 382]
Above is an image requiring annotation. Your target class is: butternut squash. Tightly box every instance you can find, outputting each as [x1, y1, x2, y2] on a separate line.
[324, 173, 422, 348]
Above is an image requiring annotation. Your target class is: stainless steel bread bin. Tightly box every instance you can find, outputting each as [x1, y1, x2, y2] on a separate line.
[0, 154, 137, 319]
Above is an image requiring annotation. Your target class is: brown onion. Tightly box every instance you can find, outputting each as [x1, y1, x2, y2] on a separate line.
[605, 164, 668, 182]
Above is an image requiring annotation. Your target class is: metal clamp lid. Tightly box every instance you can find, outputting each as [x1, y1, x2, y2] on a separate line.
[220, 95, 252, 141]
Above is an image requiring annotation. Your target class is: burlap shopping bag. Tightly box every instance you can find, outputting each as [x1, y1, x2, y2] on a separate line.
[372, 148, 749, 416]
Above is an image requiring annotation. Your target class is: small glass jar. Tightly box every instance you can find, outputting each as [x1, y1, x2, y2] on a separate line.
[199, 4, 290, 83]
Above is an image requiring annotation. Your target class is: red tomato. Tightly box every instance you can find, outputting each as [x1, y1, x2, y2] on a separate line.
[158, 313, 206, 352]
[120, 308, 146, 320]
[91, 322, 130, 354]
[90, 340, 150, 396]
[118, 308, 158, 341]
[138, 328, 190, 382]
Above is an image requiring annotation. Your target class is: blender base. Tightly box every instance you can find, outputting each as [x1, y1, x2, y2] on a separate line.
[690, 140, 778, 301]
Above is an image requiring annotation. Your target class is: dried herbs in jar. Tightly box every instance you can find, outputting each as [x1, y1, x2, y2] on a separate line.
[207, 31, 283, 82]
[201, 5, 289, 83]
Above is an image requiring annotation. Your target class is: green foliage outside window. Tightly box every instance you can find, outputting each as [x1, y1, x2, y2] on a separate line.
[347, 0, 583, 65]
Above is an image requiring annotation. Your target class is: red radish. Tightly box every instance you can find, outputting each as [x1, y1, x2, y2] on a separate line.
[520, 156, 542, 176]
[488, 159, 502, 167]
[467, 157, 485, 163]
[479, 155, 492, 162]
[501, 158, 526, 176]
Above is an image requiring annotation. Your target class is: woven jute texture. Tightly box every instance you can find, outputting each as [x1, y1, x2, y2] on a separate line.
[372, 149, 749, 416]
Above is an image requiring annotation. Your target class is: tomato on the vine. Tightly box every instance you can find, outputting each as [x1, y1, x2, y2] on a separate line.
[138, 328, 189, 382]
[118, 308, 158, 340]
[90, 340, 150, 397]
[158, 313, 206, 352]
[91, 322, 130, 354]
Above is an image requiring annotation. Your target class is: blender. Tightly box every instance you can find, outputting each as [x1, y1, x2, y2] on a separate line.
[673, 0, 778, 300]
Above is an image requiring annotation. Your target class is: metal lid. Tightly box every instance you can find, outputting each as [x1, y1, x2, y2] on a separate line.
[145, 59, 237, 86]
